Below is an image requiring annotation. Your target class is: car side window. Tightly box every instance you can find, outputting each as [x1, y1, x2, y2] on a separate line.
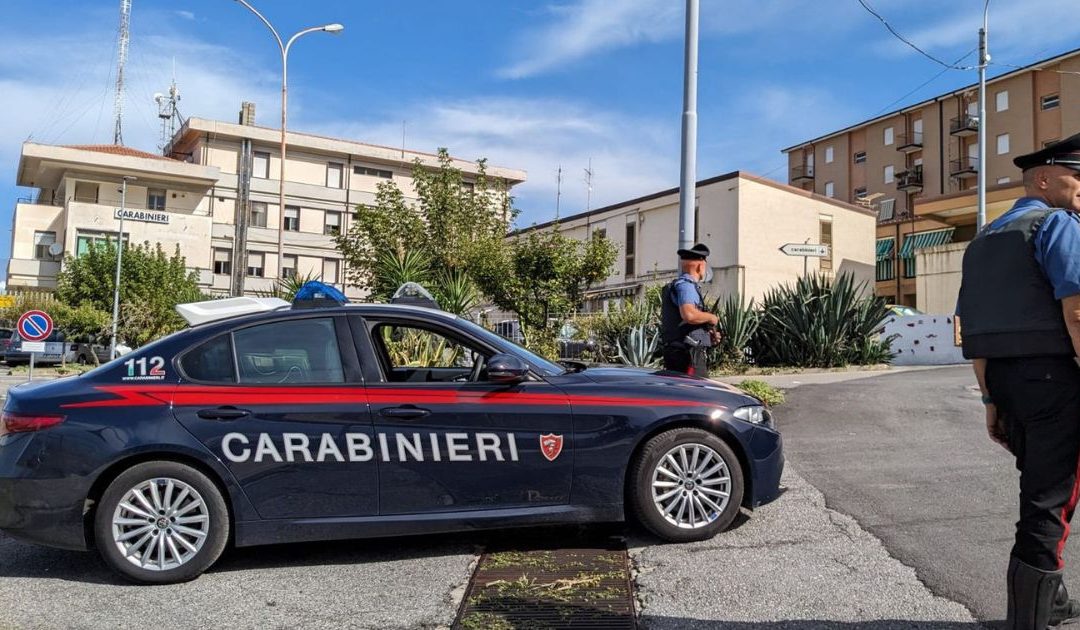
[372, 322, 488, 383]
[234, 318, 345, 384]
[180, 334, 236, 383]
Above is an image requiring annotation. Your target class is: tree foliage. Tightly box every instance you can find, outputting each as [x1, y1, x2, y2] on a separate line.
[55, 242, 203, 346]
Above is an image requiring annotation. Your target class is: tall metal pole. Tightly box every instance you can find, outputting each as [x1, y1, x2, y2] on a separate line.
[678, 0, 699, 252]
[110, 176, 135, 359]
[976, 1, 990, 230]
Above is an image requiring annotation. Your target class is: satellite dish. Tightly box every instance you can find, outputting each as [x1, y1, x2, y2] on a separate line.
[47, 243, 63, 257]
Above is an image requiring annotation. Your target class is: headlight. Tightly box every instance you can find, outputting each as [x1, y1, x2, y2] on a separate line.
[733, 405, 772, 427]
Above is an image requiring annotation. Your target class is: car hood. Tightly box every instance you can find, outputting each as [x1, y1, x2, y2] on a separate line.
[569, 365, 749, 397]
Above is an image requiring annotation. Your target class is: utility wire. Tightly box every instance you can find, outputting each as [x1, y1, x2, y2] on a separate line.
[873, 48, 977, 115]
[990, 61, 1080, 77]
[855, 0, 974, 70]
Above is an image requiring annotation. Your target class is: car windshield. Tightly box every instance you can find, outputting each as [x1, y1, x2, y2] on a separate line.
[453, 318, 565, 376]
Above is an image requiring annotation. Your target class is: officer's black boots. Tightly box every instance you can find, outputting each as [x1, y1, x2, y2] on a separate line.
[1008, 556, 1063, 629]
[1050, 581, 1080, 626]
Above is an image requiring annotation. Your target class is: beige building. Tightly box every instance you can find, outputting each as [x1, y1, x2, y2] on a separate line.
[518, 172, 877, 309]
[8, 111, 526, 295]
[783, 46, 1080, 307]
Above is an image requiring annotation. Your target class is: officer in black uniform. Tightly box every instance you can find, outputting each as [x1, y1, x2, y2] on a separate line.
[958, 131, 1080, 628]
[660, 243, 719, 375]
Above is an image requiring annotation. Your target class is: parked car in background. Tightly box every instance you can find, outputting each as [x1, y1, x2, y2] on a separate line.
[0, 328, 14, 357]
[73, 342, 133, 365]
[2, 330, 77, 365]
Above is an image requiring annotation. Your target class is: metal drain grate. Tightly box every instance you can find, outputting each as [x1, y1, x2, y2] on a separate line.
[453, 546, 636, 630]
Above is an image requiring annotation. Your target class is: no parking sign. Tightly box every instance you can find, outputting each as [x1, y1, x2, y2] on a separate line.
[17, 310, 53, 342]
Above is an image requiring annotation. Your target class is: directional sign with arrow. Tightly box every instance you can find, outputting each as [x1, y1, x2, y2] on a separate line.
[780, 243, 830, 258]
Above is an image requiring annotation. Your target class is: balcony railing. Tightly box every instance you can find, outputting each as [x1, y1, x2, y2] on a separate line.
[790, 164, 815, 183]
[896, 165, 924, 192]
[897, 132, 923, 153]
[950, 114, 979, 136]
[950, 156, 979, 178]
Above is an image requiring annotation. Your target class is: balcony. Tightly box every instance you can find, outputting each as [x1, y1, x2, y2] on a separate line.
[950, 114, 979, 136]
[896, 165, 924, 192]
[790, 164, 814, 183]
[897, 132, 923, 153]
[950, 156, 978, 179]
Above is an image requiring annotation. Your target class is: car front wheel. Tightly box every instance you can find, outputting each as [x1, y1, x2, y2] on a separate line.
[629, 428, 744, 542]
[93, 461, 229, 584]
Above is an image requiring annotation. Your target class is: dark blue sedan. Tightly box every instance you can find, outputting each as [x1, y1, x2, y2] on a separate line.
[0, 291, 783, 583]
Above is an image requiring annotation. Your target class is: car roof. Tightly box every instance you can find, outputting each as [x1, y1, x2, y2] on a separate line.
[185, 302, 460, 331]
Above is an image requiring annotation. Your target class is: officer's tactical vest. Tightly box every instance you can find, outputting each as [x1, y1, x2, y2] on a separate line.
[660, 278, 710, 346]
[958, 207, 1074, 359]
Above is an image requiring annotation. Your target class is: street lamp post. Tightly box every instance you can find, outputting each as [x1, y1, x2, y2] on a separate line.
[976, 0, 990, 230]
[233, 0, 343, 284]
[110, 175, 136, 359]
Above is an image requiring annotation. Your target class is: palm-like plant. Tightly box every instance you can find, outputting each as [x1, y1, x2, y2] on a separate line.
[709, 293, 759, 369]
[256, 271, 321, 302]
[616, 324, 661, 368]
[431, 269, 480, 317]
[374, 250, 432, 301]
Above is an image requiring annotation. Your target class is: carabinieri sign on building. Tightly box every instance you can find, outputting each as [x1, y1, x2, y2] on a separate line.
[115, 208, 169, 224]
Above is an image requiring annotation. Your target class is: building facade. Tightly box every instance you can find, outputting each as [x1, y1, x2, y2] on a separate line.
[518, 172, 877, 310]
[8, 113, 526, 296]
[783, 47, 1080, 307]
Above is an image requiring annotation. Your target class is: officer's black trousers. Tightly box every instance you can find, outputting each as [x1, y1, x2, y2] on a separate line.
[662, 345, 708, 376]
[987, 356, 1080, 571]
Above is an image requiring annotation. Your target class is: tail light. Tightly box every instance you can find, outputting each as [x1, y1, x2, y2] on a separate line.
[0, 412, 66, 436]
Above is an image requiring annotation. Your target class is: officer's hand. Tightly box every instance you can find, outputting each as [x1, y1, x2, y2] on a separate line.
[985, 403, 1011, 453]
[709, 329, 723, 345]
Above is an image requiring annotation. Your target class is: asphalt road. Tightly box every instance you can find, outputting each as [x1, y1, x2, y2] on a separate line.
[777, 365, 1073, 622]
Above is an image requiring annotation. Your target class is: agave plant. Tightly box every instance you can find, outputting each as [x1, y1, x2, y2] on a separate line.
[615, 324, 661, 368]
[255, 271, 321, 302]
[373, 249, 432, 301]
[431, 268, 480, 317]
[708, 293, 759, 369]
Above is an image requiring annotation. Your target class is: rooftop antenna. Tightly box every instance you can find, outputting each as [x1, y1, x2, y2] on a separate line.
[584, 158, 594, 213]
[112, 0, 132, 145]
[555, 165, 562, 221]
[154, 60, 183, 152]
[401, 120, 406, 159]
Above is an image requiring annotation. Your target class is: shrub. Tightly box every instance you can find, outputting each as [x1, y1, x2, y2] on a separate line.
[575, 299, 656, 363]
[615, 324, 661, 368]
[736, 379, 785, 407]
[708, 294, 759, 370]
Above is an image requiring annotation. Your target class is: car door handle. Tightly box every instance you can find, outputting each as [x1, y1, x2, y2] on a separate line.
[380, 406, 431, 419]
[197, 407, 250, 421]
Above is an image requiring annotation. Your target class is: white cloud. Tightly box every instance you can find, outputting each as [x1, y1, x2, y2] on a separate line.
[175, 10, 195, 21]
[315, 97, 679, 226]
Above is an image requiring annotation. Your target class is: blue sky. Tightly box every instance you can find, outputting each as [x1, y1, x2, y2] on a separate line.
[2, 0, 1079, 273]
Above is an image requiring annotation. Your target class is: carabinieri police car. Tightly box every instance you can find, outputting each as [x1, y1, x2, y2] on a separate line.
[0, 283, 783, 584]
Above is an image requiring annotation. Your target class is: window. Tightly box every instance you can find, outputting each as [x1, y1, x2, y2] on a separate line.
[819, 219, 833, 272]
[74, 181, 99, 203]
[854, 186, 868, 199]
[33, 231, 56, 259]
[249, 202, 268, 228]
[282, 254, 297, 279]
[996, 90, 1009, 112]
[1041, 94, 1060, 110]
[353, 165, 393, 179]
[323, 258, 340, 284]
[75, 230, 126, 257]
[213, 249, 232, 275]
[884, 165, 895, 184]
[854, 151, 867, 164]
[624, 222, 636, 278]
[824, 181, 835, 198]
[996, 176, 1011, 185]
[147, 188, 166, 211]
[324, 211, 342, 236]
[997, 133, 1010, 155]
[373, 323, 486, 382]
[284, 206, 300, 232]
[180, 335, 235, 383]
[326, 162, 344, 189]
[884, 126, 894, 146]
[234, 318, 345, 384]
[825, 146, 834, 164]
[253, 151, 270, 179]
[247, 252, 264, 277]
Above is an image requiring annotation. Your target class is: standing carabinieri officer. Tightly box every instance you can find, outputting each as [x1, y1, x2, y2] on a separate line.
[958, 131, 1080, 628]
[660, 243, 719, 375]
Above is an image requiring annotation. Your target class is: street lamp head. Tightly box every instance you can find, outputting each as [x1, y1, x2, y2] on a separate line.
[323, 23, 344, 34]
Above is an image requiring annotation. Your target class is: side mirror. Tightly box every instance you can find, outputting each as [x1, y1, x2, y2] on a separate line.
[486, 353, 529, 383]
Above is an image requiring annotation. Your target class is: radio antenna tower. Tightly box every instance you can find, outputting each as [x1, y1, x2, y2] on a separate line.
[555, 165, 562, 221]
[112, 0, 132, 145]
[154, 61, 183, 152]
[584, 158, 594, 213]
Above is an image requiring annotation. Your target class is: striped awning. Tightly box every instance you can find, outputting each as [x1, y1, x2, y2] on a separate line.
[876, 238, 895, 261]
[899, 228, 954, 258]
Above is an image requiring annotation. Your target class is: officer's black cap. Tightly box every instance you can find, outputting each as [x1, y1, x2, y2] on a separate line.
[677, 243, 710, 260]
[1013, 131, 1080, 172]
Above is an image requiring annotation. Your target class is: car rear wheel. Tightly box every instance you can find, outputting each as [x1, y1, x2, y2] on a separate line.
[93, 461, 229, 584]
[629, 428, 743, 542]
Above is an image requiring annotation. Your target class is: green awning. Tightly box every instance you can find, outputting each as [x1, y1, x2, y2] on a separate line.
[876, 238, 895, 261]
[899, 228, 954, 258]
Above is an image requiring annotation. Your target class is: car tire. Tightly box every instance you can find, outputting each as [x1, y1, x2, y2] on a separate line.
[93, 461, 229, 584]
[629, 428, 744, 543]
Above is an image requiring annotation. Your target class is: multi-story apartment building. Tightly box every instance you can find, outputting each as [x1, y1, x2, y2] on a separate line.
[783, 46, 1080, 308]
[8, 109, 526, 296]
[517, 171, 876, 311]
